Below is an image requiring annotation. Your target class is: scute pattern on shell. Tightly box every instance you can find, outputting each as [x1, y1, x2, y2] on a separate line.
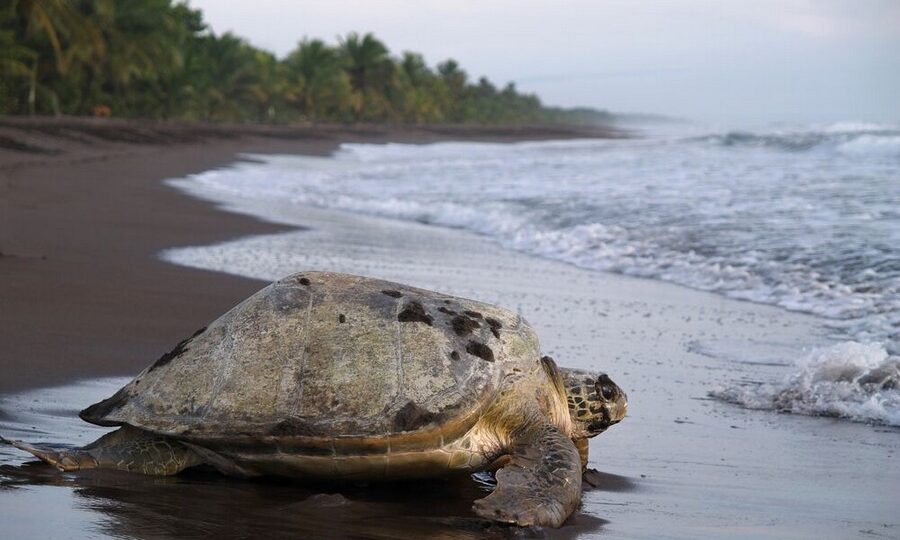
[81, 272, 541, 443]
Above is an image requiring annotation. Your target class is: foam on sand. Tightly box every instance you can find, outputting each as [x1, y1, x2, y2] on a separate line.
[712, 342, 900, 426]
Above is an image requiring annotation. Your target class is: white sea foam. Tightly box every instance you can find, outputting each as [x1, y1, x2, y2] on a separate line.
[167, 126, 898, 348]
[822, 121, 897, 133]
[837, 135, 900, 158]
[711, 342, 900, 426]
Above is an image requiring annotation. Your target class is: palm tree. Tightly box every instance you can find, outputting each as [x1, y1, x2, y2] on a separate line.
[284, 38, 351, 121]
[72, 0, 187, 116]
[338, 32, 393, 120]
[1, 3, 591, 125]
[8, 0, 103, 114]
[399, 52, 431, 87]
[10, 0, 79, 70]
[437, 59, 468, 122]
[395, 52, 445, 123]
[0, 25, 36, 113]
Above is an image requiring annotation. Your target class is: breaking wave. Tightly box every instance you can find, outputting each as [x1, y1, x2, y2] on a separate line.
[696, 122, 900, 157]
[711, 342, 900, 426]
[179, 123, 898, 350]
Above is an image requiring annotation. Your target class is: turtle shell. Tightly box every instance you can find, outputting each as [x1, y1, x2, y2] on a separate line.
[81, 272, 541, 443]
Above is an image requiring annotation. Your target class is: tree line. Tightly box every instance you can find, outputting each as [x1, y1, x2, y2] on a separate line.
[0, 1, 611, 125]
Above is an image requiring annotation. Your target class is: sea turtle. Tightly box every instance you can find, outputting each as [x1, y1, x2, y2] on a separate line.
[3, 271, 627, 527]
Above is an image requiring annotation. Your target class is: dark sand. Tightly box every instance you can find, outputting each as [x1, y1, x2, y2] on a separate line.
[0, 117, 619, 392]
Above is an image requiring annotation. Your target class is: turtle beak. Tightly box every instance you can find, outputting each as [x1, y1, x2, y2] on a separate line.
[587, 405, 615, 435]
[592, 387, 627, 434]
[613, 388, 628, 423]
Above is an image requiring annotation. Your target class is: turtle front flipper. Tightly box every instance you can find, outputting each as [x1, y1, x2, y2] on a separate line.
[2, 426, 202, 475]
[472, 423, 582, 528]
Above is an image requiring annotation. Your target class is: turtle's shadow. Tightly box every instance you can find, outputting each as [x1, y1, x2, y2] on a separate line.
[1, 461, 611, 539]
[582, 468, 639, 492]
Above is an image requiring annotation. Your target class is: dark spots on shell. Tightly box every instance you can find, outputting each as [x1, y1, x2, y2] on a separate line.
[397, 301, 433, 326]
[338, 314, 346, 323]
[382, 289, 402, 298]
[150, 338, 190, 371]
[438, 306, 456, 315]
[268, 418, 324, 437]
[485, 317, 502, 338]
[148, 326, 205, 373]
[298, 277, 311, 286]
[464, 310, 483, 319]
[451, 315, 480, 336]
[466, 341, 494, 362]
[450, 350, 460, 360]
[394, 401, 437, 432]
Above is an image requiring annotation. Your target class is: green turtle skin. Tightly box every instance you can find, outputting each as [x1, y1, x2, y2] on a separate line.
[5, 271, 628, 528]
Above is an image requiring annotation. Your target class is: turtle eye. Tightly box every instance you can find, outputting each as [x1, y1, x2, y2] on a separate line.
[596, 375, 617, 401]
[600, 384, 616, 400]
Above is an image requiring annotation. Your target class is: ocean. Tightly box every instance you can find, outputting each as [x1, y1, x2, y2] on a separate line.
[162, 122, 900, 426]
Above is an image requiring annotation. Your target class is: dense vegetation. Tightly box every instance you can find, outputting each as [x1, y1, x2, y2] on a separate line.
[0, 0, 611, 125]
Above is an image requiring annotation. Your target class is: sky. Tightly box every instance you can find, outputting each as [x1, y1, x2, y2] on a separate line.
[187, 0, 900, 124]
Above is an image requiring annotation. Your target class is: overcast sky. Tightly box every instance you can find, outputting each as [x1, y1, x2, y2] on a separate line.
[188, 0, 900, 124]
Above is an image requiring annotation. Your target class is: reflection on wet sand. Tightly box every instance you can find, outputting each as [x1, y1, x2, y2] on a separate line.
[1, 460, 625, 539]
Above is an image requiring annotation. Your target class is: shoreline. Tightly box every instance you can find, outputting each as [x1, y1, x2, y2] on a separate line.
[0, 117, 620, 393]
[2, 118, 898, 539]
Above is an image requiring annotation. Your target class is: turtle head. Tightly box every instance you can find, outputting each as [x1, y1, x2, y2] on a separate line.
[560, 367, 627, 438]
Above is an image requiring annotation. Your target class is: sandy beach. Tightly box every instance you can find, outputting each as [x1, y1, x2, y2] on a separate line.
[0, 119, 897, 539]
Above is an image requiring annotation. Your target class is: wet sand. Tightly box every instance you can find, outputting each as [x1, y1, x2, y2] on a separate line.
[1, 120, 898, 539]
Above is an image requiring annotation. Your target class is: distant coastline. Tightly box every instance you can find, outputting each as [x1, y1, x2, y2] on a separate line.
[0, 116, 625, 161]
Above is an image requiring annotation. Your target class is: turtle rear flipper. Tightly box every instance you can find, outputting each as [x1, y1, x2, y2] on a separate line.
[2, 426, 201, 475]
[1, 436, 96, 471]
[472, 423, 582, 528]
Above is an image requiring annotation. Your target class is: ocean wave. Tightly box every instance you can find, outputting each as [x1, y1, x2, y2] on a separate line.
[695, 124, 900, 156]
[710, 342, 900, 426]
[836, 135, 900, 158]
[173, 128, 900, 359]
[822, 121, 895, 133]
